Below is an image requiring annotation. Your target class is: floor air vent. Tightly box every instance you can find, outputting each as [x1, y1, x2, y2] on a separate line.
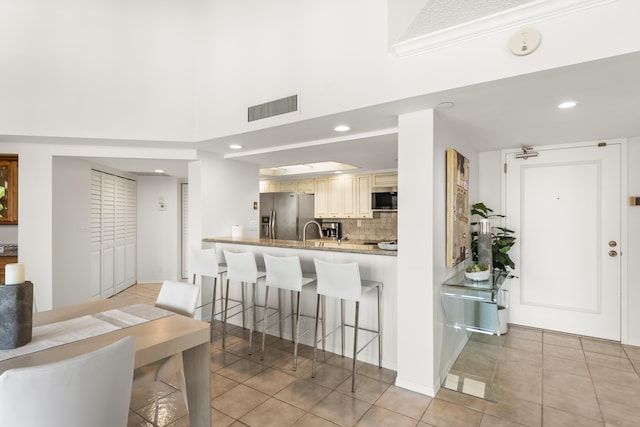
[248, 95, 298, 122]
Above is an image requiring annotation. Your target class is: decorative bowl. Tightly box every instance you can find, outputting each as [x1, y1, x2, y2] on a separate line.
[465, 270, 491, 281]
[377, 241, 398, 251]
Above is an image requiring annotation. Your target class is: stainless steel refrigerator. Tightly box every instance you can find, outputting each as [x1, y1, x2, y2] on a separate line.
[260, 192, 318, 240]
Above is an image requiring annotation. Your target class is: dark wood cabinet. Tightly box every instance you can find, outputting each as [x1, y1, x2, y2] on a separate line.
[0, 155, 18, 224]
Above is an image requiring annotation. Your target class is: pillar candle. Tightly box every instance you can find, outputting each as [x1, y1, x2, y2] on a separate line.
[231, 225, 243, 239]
[5, 263, 25, 285]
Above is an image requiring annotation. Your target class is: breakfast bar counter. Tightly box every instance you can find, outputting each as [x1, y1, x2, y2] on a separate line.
[201, 236, 398, 370]
[202, 236, 398, 256]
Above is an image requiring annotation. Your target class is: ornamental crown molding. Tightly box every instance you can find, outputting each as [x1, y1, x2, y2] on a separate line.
[393, 0, 617, 57]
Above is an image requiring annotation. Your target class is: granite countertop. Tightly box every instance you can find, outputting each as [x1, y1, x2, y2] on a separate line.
[0, 245, 18, 257]
[202, 236, 398, 256]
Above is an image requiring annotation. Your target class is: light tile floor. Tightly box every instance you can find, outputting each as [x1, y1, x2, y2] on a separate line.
[117, 284, 640, 426]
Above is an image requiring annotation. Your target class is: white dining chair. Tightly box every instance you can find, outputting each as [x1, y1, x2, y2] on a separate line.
[132, 280, 200, 424]
[312, 258, 383, 392]
[0, 336, 135, 427]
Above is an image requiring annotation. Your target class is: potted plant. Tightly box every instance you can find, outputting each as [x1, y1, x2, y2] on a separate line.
[469, 202, 515, 334]
[470, 202, 516, 272]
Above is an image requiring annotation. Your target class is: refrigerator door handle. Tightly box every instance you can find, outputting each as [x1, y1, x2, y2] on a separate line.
[266, 212, 271, 238]
[271, 210, 276, 239]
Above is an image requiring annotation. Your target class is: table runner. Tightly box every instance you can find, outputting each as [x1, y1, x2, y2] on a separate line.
[0, 304, 174, 362]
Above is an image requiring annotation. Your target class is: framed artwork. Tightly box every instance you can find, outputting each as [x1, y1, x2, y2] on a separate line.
[446, 148, 470, 267]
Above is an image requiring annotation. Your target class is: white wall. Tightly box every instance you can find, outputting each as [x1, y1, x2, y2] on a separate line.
[52, 157, 92, 306]
[0, 141, 196, 310]
[396, 109, 435, 395]
[0, 0, 198, 141]
[396, 109, 479, 395]
[3, 1, 639, 143]
[197, 0, 640, 140]
[136, 175, 182, 283]
[478, 151, 502, 213]
[188, 151, 260, 253]
[52, 156, 192, 302]
[187, 152, 259, 314]
[432, 112, 479, 384]
[625, 137, 640, 345]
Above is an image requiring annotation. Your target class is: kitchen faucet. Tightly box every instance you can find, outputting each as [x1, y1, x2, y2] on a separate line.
[303, 220, 323, 245]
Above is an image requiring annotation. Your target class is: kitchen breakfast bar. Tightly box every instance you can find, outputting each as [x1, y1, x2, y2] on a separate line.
[202, 236, 398, 370]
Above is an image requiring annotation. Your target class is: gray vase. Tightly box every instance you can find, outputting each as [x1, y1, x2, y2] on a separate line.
[0, 281, 33, 350]
[477, 219, 492, 268]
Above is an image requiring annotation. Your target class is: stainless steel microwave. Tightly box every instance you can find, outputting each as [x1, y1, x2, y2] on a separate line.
[372, 192, 397, 210]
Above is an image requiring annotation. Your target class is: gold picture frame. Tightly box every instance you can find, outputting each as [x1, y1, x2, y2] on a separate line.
[446, 149, 470, 267]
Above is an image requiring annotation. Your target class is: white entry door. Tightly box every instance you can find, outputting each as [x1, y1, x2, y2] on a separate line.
[504, 141, 621, 340]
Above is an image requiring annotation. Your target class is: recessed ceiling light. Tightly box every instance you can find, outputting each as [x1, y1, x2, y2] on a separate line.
[229, 144, 243, 149]
[334, 125, 351, 132]
[437, 101, 455, 109]
[154, 169, 164, 174]
[334, 171, 342, 174]
[558, 101, 577, 109]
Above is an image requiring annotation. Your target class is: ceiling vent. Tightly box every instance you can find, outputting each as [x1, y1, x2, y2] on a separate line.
[248, 94, 298, 122]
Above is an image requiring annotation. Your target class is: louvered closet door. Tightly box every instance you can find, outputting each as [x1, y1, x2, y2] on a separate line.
[90, 171, 102, 299]
[181, 183, 188, 279]
[125, 179, 137, 286]
[100, 173, 116, 298]
[114, 177, 127, 293]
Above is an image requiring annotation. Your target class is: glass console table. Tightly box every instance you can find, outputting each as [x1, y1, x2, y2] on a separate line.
[441, 270, 511, 335]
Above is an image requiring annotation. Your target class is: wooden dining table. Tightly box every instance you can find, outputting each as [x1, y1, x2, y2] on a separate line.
[0, 296, 211, 426]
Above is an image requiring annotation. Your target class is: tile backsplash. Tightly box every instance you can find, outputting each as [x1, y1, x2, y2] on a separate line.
[338, 211, 397, 242]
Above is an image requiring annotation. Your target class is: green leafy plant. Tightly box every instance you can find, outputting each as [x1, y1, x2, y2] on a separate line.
[470, 202, 516, 272]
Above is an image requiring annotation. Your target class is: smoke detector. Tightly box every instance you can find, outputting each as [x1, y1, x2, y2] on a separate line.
[509, 28, 541, 56]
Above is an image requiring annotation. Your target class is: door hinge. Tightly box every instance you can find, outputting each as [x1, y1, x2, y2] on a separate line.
[504, 163, 508, 173]
[598, 142, 607, 147]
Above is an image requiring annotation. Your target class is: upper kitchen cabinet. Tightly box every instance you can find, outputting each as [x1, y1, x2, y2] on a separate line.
[260, 181, 278, 193]
[277, 181, 297, 192]
[314, 178, 329, 218]
[0, 155, 18, 224]
[355, 175, 373, 218]
[295, 179, 315, 193]
[260, 179, 315, 194]
[315, 174, 373, 219]
[372, 173, 397, 189]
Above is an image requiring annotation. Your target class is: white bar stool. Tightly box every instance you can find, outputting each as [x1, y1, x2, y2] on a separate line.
[222, 250, 266, 353]
[190, 248, 227, 341]
[261, 253, 318, 370]
[312, 258, 383, 392]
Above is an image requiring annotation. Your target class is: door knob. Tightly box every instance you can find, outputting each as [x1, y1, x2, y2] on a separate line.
[609, 241, 617, 247]
[609, 250, 618, 257]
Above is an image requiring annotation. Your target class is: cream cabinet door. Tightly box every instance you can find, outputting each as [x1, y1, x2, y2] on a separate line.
[327, 177, 343, 218]
[278, 181, 296, 192]
[296, 179, 315, 193]
[260, 181, 278, 193]
[342, 176, 357, 218]
[356, 175, 373, 218]
[372, 173, 398, 188]
[314, 178, 328, 218]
